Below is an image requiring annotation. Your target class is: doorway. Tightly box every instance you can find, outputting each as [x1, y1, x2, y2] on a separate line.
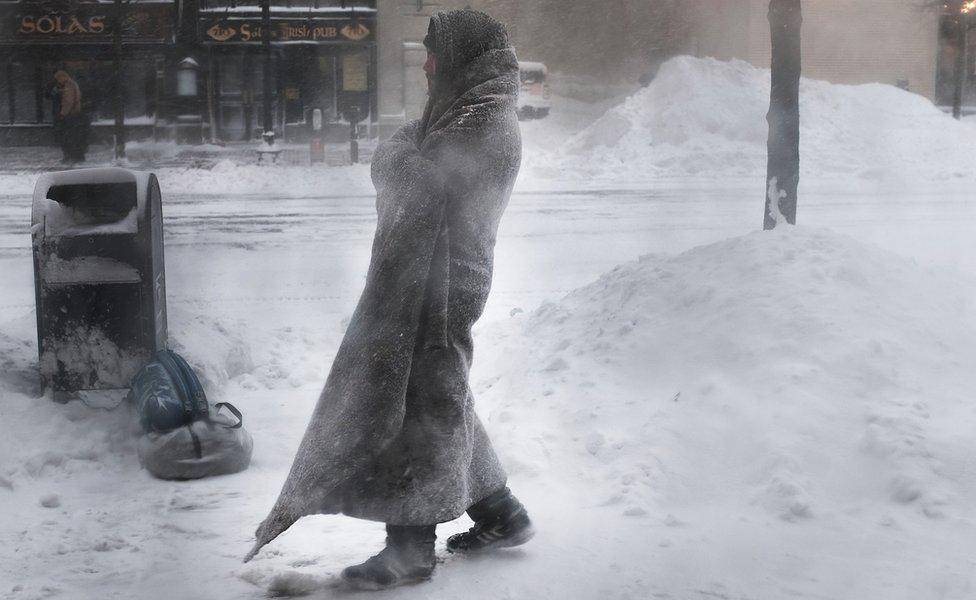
[214, 50, 266, 141]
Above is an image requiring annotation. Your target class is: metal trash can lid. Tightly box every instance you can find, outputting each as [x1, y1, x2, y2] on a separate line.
[32, 168, 156, 238]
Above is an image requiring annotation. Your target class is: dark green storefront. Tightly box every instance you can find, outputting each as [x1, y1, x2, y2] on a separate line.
[0, 0, 175, 146]
[0, 0, 378, 146]
[196, 6, 377, 143]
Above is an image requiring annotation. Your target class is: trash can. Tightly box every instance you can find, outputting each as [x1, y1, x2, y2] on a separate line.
[31, 168, 167, 402]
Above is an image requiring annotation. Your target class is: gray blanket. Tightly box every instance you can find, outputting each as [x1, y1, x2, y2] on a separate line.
[246, 10, 521, 561]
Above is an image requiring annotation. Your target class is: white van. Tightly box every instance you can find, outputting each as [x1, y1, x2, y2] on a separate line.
[517, 61, 551, 120]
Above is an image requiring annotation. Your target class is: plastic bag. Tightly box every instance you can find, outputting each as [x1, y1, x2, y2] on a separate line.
[138, 406, 253, 480]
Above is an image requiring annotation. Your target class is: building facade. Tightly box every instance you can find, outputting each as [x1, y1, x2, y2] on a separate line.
[682, 0, 947, 103]
[0, 1, 964, 147]
[0, 0, 687, 145]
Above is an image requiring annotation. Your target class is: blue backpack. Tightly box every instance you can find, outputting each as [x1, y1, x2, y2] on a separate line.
[129, 349, 252, 480]
[128, 349, 241, 434]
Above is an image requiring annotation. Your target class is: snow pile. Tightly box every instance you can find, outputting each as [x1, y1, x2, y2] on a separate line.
[0, 306, 253, 407]
[0, 313, 139, 483]
[167, 307, 255, 396]
[523, 55, 976, 184]
[40, 325, 149, 390]
[476, 225, 976, 553]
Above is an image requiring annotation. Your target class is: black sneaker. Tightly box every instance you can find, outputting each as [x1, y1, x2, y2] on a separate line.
[341, 546, 434, 591]
[448, 487, 535, 553]
[446, 509, 535, 553]
[341, 525, 436, 591]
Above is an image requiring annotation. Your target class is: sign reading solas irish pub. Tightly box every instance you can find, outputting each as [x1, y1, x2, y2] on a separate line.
[200, 18, 373, 44]
[0, 2, 173, 44]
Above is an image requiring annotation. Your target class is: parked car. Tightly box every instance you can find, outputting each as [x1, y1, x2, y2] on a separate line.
[517, 61, 550, 120]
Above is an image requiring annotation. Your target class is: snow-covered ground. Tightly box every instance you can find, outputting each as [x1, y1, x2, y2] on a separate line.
[2, 56, 976, 600]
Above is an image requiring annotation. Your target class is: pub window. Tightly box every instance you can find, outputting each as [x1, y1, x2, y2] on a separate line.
[87, 62, 116, 123]
[60, 60, 155, 122]
[12, 62, 36, 124]
[341, 52, 369, 92]
[38, 64, 57, 122]
[312, 52, 338, 121]
[124, 59, 153, 118]
[247, 57, 267, 136]
[218, 56, 243, 96]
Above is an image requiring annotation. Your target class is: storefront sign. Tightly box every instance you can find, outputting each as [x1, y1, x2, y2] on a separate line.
[201, 18, 374, 44]
[1, 2, 173, 44]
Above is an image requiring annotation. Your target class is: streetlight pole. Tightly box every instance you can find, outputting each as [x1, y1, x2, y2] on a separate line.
[953, 2, 970, 119]
[261, 0, 274, 146]
[113, 0, 126, 160]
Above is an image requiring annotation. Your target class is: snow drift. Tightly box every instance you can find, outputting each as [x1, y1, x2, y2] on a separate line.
[481, 225, 976, 522]
[523, 55, 976, 185]
[0, 307, 252, 485]
[466, 225, 976, 598]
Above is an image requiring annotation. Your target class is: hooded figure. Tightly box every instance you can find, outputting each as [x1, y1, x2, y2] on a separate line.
[246, 9, 534, 590]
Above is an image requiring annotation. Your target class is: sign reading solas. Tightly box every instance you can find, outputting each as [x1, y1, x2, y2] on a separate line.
[2, 4, 173, 44]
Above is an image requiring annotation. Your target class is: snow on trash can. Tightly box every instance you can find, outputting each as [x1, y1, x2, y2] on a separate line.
[31, 168, 167, 403]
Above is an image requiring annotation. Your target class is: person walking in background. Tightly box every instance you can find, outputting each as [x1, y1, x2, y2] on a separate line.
[245, 9, 533, 591]
[53, 70, 87, 163]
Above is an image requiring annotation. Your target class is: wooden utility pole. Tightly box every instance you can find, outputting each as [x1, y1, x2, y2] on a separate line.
[113, 0, 126, 160]
[764, 0, 801, 230]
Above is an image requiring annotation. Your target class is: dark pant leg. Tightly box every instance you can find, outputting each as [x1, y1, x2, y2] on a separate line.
[385, 524, 436, 563]
[467, 486, 526, 523]
[65, 116, 80, 161]
[55, 118, 70, 161]
[386, 524, 437, 546]
[76, 115, 88, 161]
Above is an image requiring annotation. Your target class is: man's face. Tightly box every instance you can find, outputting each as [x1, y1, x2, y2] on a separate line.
[423, 52, 437, 91]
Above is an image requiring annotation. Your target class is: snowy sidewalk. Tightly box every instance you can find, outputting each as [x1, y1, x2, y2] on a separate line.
[3, 224, 976, 600]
